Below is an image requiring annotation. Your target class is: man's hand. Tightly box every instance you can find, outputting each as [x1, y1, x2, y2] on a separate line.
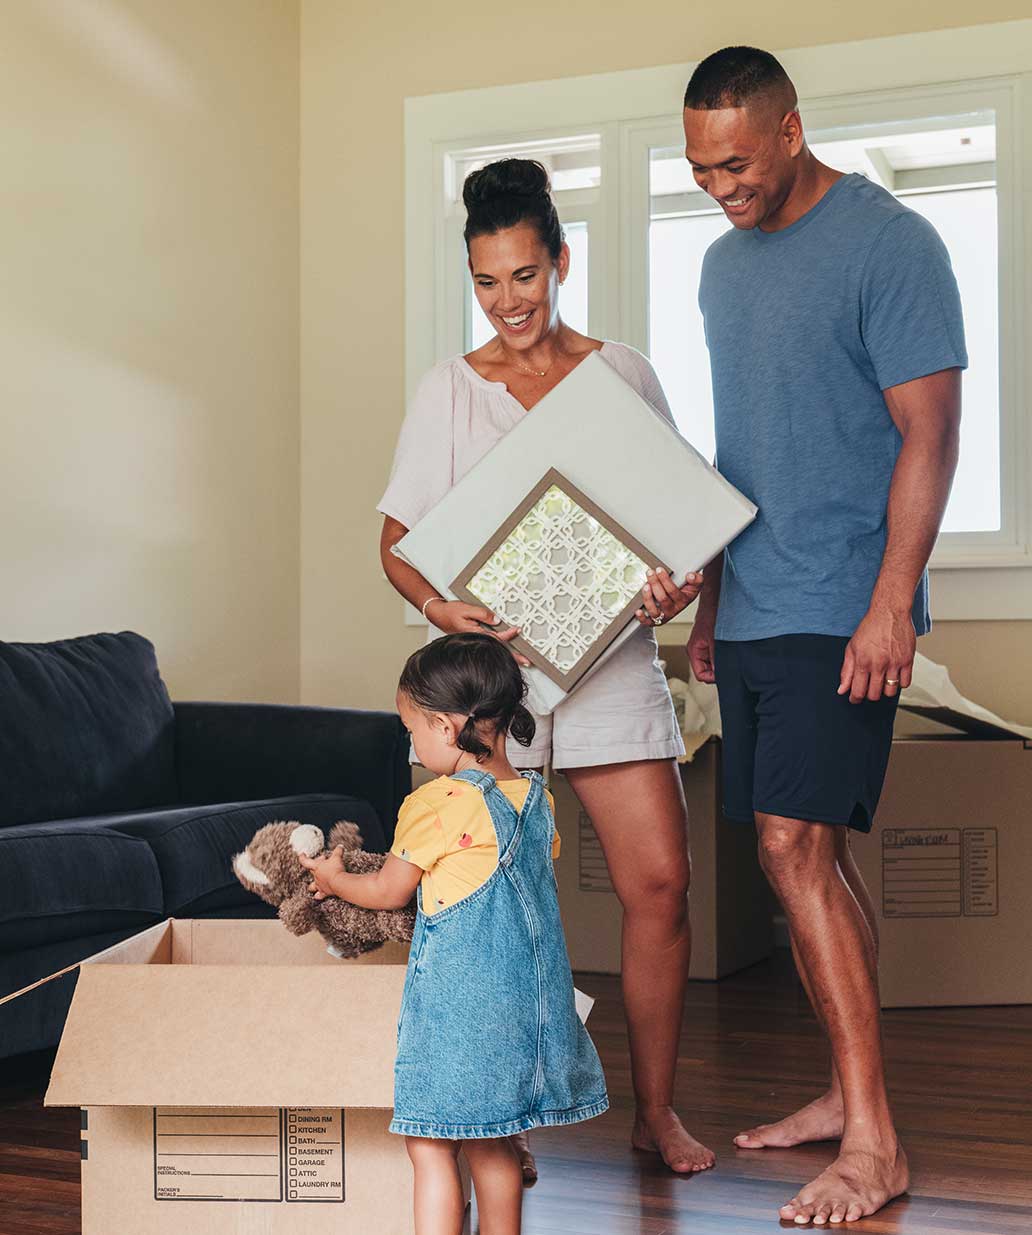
[687, 609, 717, 684]
[838, 605, 915, 703]
[299, 845, 346, 901]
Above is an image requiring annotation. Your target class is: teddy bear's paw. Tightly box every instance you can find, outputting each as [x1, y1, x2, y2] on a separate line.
[288, 824, 325, 857]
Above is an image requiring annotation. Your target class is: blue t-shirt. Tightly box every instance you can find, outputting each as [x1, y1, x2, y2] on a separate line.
[699, 173, 967, 642]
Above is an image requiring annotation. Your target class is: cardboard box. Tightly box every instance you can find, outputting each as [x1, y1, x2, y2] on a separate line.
[2, 919, 469, 1234]
[851, 737, 1032, 1008]
[551, 740, 773, 979]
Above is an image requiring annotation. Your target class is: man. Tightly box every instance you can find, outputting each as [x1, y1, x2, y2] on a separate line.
[684, 47, 965, 1225]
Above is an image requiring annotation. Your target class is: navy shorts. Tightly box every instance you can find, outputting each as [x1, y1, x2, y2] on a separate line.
[714, 635, 900, 833]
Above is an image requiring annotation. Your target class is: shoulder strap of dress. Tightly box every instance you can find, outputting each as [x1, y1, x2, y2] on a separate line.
[449, 768, 497, 794]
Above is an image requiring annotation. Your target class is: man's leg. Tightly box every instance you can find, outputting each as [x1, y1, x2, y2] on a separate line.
[735, 827, 878, 1149]
[565, 758, 715, 1173]
[755, 813, 907, 1224]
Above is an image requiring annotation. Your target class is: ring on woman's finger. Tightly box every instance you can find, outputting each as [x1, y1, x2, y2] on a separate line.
[651, 615, 664, 626]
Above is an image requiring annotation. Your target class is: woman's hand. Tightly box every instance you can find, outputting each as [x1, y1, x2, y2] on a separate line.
[299, 845, 346, 901]
[424, 599, 530, 667]
[635, 568, 703, 630]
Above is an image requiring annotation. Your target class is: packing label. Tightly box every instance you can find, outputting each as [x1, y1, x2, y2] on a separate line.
[881, 828, 998, 918]
[577, 810, 614, 893]
[154, 1107, 344, 1202]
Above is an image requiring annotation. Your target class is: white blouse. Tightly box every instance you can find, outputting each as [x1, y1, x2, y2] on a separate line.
[377, 341, 675, 530]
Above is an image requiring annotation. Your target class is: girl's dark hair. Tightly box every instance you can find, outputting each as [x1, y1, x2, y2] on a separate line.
[398, 632, 535, 762]
[462, 158, 564, 261]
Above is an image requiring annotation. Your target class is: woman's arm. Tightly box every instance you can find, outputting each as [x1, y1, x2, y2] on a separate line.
[380, 516, 442, 615]
[380, 516, 530, 664]
[299, 849, 422, 911]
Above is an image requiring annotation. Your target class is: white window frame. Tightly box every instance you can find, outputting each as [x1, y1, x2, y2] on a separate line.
[404, 19, 1032, 620]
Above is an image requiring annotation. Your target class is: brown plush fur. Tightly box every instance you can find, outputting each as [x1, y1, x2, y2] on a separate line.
[232, 820, 415, 959]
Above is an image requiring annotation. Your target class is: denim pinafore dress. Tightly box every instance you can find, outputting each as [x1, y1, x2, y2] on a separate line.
[389, 769, 609, 1139]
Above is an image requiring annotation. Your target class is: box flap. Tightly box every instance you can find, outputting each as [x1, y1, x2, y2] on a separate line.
[0, 920, 172, 1009]
[900, 654, 1032, 742]
[45, 964, 404, 1109]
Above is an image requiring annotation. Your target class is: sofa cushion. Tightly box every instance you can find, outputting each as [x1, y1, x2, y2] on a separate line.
[0, 632, 177, 829]
[106, 793, 387, 916]
[0, 821, 164, 952]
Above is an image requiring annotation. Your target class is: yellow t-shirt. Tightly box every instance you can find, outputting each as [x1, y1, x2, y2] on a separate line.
[391, 776, 559, 914]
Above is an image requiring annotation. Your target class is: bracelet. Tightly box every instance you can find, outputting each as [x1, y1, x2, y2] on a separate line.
[420, 595, 444, 620]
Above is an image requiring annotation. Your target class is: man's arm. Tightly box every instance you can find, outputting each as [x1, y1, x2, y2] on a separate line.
[686, 552, 724, 684]
[839, 367, 961, 704]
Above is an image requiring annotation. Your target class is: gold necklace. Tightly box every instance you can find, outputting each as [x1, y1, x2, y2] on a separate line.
[505, 346, 562, 379]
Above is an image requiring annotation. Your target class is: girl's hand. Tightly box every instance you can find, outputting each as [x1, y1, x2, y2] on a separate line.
[424, 599, 530, 667]
[635, 568, 703, 629]
[299, 845, 346, 901]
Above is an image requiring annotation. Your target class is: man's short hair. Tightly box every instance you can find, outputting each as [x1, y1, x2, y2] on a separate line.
[683, 46, 796, 112]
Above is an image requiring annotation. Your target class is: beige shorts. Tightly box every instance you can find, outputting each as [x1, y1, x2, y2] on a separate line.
[506, 627, 684, 771]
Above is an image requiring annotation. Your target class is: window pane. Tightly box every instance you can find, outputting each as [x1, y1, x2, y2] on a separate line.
[468, 221, 588, 350]
[903, 188, 999, 532]
[649, 212, 729, 460]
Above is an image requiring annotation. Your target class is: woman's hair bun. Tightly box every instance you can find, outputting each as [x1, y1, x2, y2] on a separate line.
[462, 158, 564, 260]
[462, 158, 551, 210]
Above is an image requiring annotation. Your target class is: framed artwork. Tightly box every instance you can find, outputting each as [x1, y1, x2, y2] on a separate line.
[451, 468, 669, 691]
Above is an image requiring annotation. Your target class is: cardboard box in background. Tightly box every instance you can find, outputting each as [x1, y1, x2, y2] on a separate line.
[552, 740, 774, 979]
[853, 737, 1032, 1008]
[2, 920, 468, 1235]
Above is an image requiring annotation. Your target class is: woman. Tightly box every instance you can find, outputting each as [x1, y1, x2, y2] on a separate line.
[377, 159, 713, 1175]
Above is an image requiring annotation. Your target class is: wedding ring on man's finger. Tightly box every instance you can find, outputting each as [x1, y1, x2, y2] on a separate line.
[886, 678, 900, 685]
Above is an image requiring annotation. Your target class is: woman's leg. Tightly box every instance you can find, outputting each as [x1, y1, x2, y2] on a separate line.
[564, 757, 714, 1173]
[464, 1137, 523, 1235]
[406, 1137, 465, 1235]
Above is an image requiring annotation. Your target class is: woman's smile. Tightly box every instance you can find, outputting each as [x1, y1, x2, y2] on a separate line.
[497, 308, 536, 334]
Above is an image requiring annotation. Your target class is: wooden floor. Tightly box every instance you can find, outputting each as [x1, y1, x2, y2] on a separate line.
[1, 953, 1030, 1234]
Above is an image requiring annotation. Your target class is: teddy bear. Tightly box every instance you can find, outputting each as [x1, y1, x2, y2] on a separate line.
[232, 819, 416, 959]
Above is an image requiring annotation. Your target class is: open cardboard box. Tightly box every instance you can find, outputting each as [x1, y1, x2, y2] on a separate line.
[2, 919, 468, 1234]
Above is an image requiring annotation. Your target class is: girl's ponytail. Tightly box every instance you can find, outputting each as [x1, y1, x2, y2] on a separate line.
[508, 704, 536, 749]
[457, 711, 492, 761]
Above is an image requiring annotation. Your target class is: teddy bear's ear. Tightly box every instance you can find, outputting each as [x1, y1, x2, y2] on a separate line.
[232, 850, 270, 887]
[328, 820, 363, 851]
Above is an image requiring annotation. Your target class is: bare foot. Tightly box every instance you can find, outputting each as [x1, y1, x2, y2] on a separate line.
[779, 1144, 910, 1224]
[508, 1131, 537, 1187]
[632, 1105, 715, 1173]
[734, 1091, 844, 1149]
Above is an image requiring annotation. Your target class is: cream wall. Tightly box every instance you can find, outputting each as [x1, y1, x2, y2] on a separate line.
[1, 1, 300, 702]
[300, 0, 1032, 723]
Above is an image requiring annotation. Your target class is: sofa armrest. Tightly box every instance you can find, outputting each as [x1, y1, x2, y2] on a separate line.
[174, 703, 410, 843]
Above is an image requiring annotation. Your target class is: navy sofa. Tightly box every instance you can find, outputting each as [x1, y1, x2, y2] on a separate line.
[0, 632, 409, 1059]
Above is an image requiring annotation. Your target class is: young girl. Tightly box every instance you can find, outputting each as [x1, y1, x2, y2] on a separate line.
[300, 631, 608, 1235]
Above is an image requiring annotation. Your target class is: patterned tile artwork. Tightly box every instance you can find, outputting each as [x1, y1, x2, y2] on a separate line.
[463, 477, 652, 682]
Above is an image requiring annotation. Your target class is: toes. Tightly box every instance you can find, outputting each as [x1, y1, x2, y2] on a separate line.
[734, 1132, 763, 1148]
[845, 1203, 864, 1222]
[814, 1204, 832, 1225]
[830, 1203, 848, 1223]
[780, 1198, 802, 1221]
